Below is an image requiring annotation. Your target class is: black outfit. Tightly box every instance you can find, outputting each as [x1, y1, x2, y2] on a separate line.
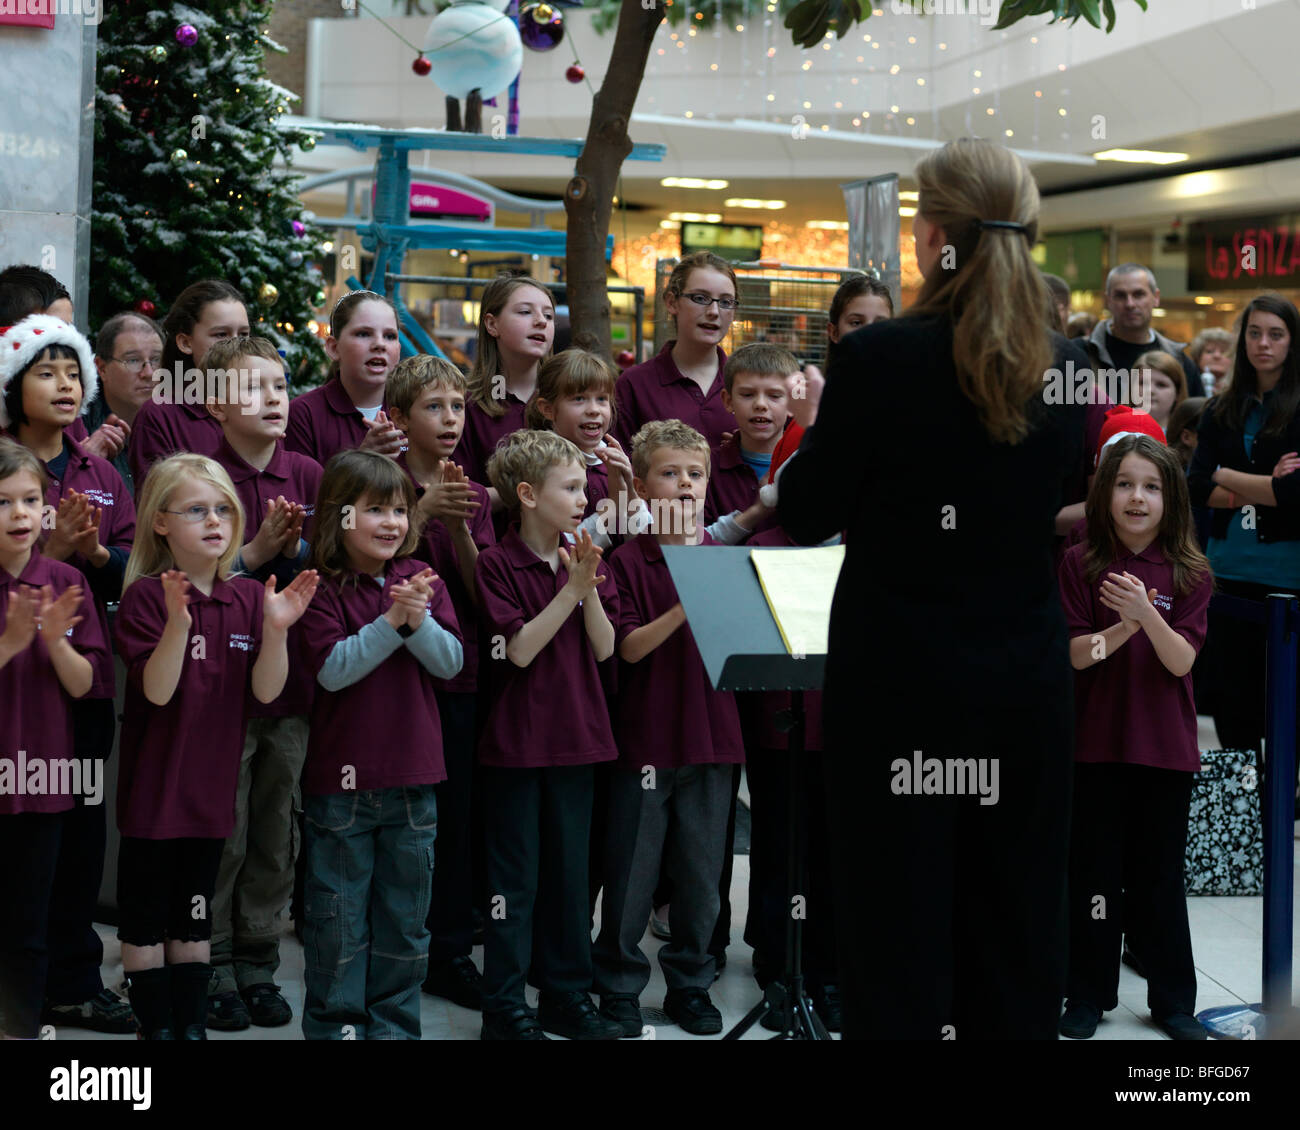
[480, 765, 595, 1013]
[1187, 395, 1300, 750]
[116, 837, 225, 946]
[427, 691, 476, 962]
[1068, 764, 1196, 1016]
[1096, 332, 1201, 393]
[778, 314, 1084, 1040]
[43, 698, 116, 1005]
[0, 812, 65, 1037]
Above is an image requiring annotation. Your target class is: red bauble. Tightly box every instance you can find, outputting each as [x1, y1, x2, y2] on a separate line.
[565, 64, 585, 84]
[134, 299, 157, 317]
[615, 349, 635, 369]
[412, 55, 432, 77]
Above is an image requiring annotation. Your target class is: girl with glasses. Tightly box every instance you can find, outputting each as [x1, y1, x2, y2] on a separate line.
[613, 251, 740, 453]
[114, 453, 316, 1039]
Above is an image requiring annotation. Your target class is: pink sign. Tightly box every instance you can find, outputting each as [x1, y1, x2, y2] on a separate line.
[0, 7, 56, 28]
[372, 182, 493, 222]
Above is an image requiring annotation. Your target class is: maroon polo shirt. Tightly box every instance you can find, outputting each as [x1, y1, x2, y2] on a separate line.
[605, 533, 743, 769]
[747, 525, 825, 751]
[474, 527, 618, 769]
[298, 556, 460, 796]
[584, 458, 609, 521]
[455, 396, 528, 540]
[613, 342, 736, 451]
[0, 553, 110, 815]
[704, 435, 779, 538]
[129, 399, 223, 497]
[453, 395, 527, 488]
[397, 451, 496, 695]
[286, 377, 387, 468]
[115, 574, 265, 838]
[1058, 541, 1212, 773]
[36, 433, 136, 699]
[14, 429, 137, 702]
[213, 436, 323, 718]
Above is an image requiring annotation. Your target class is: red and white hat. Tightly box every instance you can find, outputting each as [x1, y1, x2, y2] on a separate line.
[0, 314, 98, 430]
[1095, 405, 1165, 469]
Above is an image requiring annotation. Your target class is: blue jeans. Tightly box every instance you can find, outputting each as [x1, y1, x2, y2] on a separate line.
[301, 786, 437, 1040]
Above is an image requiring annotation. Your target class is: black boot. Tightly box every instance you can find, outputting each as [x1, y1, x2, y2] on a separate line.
[126, 967, 175, 1041]
[170, 963, 211, 1041]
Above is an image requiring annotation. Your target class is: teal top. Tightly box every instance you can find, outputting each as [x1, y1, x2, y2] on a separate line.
[1207, 392, 1300, 588]
[739, 447, 772, 478]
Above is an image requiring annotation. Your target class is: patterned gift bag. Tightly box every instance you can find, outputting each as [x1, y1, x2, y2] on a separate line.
[1184, 750, 1264, 896]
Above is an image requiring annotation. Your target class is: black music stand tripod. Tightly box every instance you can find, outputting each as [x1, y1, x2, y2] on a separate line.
[661, 546, 832, 1041]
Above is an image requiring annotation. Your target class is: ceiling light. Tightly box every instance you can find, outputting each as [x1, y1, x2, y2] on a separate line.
[668, 212, 722, 222]
[660, 177, 730, 189]
[1093, 149, 1189, 165]
[806, 220, 849, 230]
[724, 198, 787, 209]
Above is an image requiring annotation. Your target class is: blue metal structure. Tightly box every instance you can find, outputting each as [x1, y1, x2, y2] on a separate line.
[286, 119, 665, 358]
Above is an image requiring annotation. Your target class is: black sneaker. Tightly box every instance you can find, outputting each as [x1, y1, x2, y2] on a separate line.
[1059, 1000, 1101, 1040]
[664, 987, 723, 1036]
[423, 955, 484, 1011]
[241, 983, 292, 1027]
[206, 989, 252, 1031]
[43, 989, 137, 1034]
[481, 1005, 549, 1040]
[1153, 1012, 1207, 1041]
[599, 993, 643, 1038]
[537, 991, 623, 1040]
[812, 983, 842, 1033]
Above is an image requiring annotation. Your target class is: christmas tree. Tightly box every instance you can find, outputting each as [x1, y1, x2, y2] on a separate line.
[92, 1, 328, 382]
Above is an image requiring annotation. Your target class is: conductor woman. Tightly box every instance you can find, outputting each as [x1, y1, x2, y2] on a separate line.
[778, 139, 1085, 1040]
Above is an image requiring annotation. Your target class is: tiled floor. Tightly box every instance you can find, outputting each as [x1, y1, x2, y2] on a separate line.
[68, 717, 1300, 1041]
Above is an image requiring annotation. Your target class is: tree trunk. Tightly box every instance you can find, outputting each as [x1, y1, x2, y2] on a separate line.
[565, 0, 664, 357]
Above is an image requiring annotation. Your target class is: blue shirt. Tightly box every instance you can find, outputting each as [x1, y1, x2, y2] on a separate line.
[739, 447, 772, 479]
[1208, 392, 1300, 588]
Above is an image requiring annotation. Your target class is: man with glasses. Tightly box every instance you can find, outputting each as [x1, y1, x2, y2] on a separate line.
[72, 312, 166, 495]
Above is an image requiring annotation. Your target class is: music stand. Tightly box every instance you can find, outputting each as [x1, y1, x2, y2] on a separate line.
[662, 545, 832, 1041]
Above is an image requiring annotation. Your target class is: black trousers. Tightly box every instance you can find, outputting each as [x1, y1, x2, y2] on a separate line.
[427, 691, 476, 963]
[480, 764, 595, 1012]
[44, 697, 115, 1005]
[827, 694, 1074, 1040]
[743, 746, 837, 987]
[0, 810, 64, 1038]
[1067, 762, 1196, 1017]
[1207, 578, 1271, 752]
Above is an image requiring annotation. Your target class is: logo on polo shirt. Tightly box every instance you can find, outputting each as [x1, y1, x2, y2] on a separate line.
[80, 489, 114, 507]
[1152, 592, 1172, 613]
[228, 633, 254, 652]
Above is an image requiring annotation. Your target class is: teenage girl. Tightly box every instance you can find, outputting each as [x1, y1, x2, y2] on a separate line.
[129, 281, 251, 489]
[114, 454, 316, 1039]
[0, 439, 106, 1041]
[298, 450, 463, 1040]
[1187, 293, 1300, 753]
[613, 251, 739, 452]
[1058, 435, 1213, 1041]
[286, 290, 405, 467]
[457, 274, 556, 530]
[526, 348, 641, 546]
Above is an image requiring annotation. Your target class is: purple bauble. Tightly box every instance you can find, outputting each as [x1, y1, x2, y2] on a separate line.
[519, 3, 564, 52]
[175, 23, 198, 48]
[291, 220, 306, 237]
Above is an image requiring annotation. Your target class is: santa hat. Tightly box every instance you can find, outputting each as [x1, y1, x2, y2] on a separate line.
[1095, 405, 1165, 469]
[0, 315, 98, 430]
[758, 419, 804, 508]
